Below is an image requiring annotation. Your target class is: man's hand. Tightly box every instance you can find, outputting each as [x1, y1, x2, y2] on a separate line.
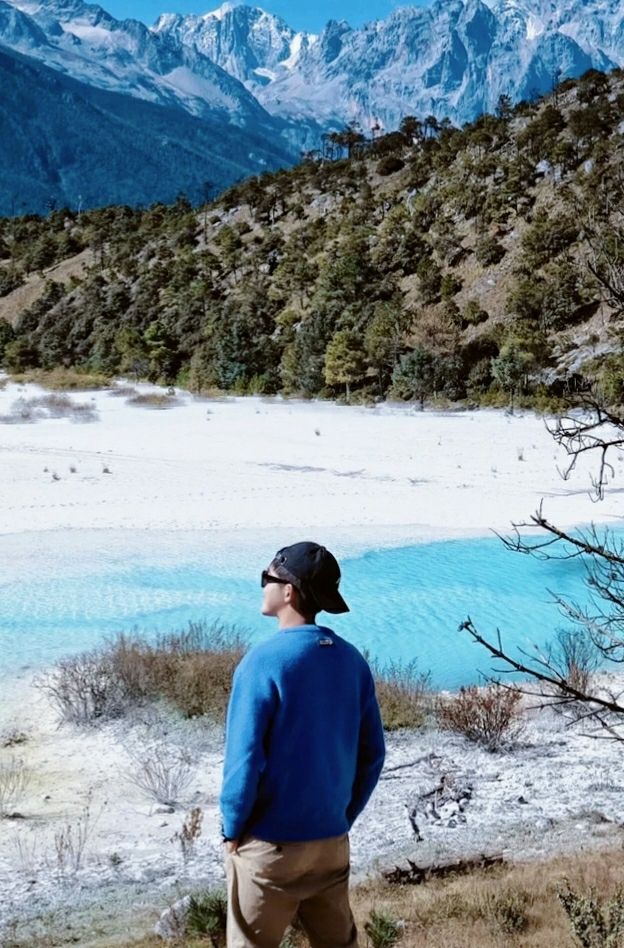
[224, 839, 239, 854]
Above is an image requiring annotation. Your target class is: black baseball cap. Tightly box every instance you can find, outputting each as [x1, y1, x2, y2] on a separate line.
[271, 541, 349, 614]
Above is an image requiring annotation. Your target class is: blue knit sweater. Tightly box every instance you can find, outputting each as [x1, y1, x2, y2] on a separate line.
[220, 624, 386, 841]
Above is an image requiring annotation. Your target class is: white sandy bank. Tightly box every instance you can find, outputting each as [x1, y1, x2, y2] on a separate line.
[0, 378, 621, 546]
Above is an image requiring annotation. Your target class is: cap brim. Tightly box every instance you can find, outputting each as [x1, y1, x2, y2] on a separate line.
[318, 590, 350, 614]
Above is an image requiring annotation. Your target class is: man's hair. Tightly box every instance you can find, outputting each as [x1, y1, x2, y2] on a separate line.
[270, 558, 318, 617]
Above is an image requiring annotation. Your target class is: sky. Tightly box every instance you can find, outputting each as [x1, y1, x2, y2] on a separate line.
[103, 0, 430, 33]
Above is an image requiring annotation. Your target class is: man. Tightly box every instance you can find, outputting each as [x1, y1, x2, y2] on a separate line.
[220, 541, 386, 948]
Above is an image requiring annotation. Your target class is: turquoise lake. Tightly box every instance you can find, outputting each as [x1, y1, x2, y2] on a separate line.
[0, 530, 611, 689]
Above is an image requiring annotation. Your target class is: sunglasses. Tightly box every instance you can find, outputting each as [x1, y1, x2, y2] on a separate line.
[261, 569, 292, 588]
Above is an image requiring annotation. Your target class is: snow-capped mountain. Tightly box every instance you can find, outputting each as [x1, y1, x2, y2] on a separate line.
[2, 0, 624, 214]
[0, 0, 298, 215]
[0, 0, 288, 132]
[153, 2, 316, 91]
[156, 0, 624, 132]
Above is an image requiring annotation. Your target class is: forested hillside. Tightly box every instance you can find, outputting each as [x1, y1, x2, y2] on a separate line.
[1, 67, 624, 408]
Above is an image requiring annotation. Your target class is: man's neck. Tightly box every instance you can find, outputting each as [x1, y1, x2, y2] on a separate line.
[278, 611, 317, 630]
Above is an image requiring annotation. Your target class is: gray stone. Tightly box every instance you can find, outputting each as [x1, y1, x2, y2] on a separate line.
[154, 894, 192, 940]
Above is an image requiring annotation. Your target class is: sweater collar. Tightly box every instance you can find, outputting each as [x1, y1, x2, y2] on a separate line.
[281, 623, 326, 634]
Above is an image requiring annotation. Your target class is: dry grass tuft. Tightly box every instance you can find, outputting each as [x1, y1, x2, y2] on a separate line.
[9, 368, 110, 390]
[110, 623, 247, 721]
[0, 755, 30, 817]
[44, 850, 624, 948]
[351, 850, 624, 948]
[35, 622, 248, 726]
[371, 659, 431, 731]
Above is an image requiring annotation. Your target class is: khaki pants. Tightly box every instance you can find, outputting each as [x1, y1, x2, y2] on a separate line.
[225, 833, 359, 948]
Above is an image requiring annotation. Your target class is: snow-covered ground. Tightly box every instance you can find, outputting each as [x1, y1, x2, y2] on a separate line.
[1, 375, 624, 940]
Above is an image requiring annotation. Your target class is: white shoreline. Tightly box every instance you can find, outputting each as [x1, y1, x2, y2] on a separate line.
[1, 377, 622, 545]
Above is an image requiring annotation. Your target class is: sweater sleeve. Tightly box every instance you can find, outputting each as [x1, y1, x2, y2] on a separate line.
[346, 669, 385, 828]
[220, 654, 278, 840]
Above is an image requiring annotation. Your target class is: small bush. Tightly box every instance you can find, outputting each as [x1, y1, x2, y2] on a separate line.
[463, 299, 489, 326]
[0, 268, 23, 298]
[37, 622, 248, 726]
[437, 682, 524, 751]
[372, 660, 430, 731]
[111, 623, 248, 721]
[376, 156, 405, 176]
[126, 392, 181, 409]
[364, 909, 402, 948]
[31, 393, 98, 421]
[0, 394, 98, 423]
[0, 756, 30, 817]
[558, 878, 624, 947]
[127, 744, 196, 807]
[34, 649, 130, 725]
[475, 234, 505, 266]
[0, 725, 29, 748]
[550, 628, 599, 695]
[187, 889, 228, 941]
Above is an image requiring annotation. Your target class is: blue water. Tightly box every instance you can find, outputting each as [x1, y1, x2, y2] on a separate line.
[1, 530, 615, 689]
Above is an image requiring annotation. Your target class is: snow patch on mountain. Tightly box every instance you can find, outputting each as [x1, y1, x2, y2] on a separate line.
[209, 1, 238, 20]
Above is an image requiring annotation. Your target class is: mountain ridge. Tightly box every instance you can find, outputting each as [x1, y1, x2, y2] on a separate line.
[3, 0, 624, 211]
[157, 0, 624, 131]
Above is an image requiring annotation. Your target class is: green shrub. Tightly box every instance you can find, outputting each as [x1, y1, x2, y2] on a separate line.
[440, 273, 462, 299]
[475, 234, 505, 266]
[416, 258, 442, 303]
[595, 353, 624, 407]
[463, 300, 489, 326]
[0, 268, 23, 298]
[187, 889, 228, 943]
[558, 879, 624, 947]
[520, 208, 578, 269]
[364, 909, 403, 948]
[376, 156, 405, 176]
